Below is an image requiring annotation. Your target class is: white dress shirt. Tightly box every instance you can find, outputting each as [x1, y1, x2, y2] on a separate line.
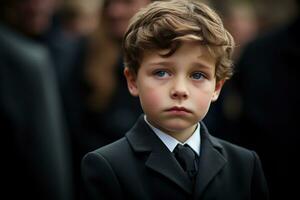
[144, 115, 201, 156]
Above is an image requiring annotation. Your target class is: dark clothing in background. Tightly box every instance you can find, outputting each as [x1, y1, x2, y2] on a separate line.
[37, 21, 88, 193]
[68, 52, 142, 198]
[79, 56, 142, 153]
[233, 16, 300, 200]
[37, 18, 87, 131]
[0, 10, 140, 200]
[0, 24, 73, 200]
[82, 116, 269, 200]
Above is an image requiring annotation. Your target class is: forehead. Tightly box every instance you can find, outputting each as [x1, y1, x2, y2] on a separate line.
[141, 41, 216, 68]
[140, 42, 216, 71]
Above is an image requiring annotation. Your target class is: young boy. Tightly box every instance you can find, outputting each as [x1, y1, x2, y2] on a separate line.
[81, 0, 269, 199]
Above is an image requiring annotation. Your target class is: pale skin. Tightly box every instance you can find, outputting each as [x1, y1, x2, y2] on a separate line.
[125, 41, 225, 142]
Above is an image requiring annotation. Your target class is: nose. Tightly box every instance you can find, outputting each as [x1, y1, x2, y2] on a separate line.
[170, 78, 189, 100]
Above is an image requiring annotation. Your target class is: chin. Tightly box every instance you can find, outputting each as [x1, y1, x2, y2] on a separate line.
[162, 120, 193, 132]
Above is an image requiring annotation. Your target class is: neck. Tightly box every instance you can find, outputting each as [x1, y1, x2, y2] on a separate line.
[147, 118, 197, 143]
[166, 125, 197, 143]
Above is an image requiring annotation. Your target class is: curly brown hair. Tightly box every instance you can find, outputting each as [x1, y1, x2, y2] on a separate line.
[123, 0, 235, 81]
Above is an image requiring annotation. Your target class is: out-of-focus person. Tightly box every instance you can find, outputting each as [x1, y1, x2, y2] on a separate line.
[0, 0, 74, 199]
[203, 0, 259, 141]
[232, 0, 300, 199]
[60, 0, 103, 38]
[77, 0, 153, 155]
[66, 1, 153, 198]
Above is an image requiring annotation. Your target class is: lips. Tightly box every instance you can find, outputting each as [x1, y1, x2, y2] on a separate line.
[166, 106, 192, 113]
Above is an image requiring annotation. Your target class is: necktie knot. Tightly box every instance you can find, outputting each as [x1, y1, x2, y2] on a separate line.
[173, 144, 198, 180]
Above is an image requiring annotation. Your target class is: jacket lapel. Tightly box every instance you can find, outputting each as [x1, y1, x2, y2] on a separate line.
[193, 122, 227, 199]
[145, 146, 193, 194]
[126, 115, 193, 194]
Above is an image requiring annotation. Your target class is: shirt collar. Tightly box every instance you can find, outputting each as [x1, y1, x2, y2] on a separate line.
[144, 115, 201, 156]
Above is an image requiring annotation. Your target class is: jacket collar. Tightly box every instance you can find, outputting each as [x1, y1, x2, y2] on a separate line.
[193, 121, 227, 199]
[126, 115, 227, 196]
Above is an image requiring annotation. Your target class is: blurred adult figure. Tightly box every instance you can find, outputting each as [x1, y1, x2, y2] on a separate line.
[61, 1, 154, 198]
[0, 0, 73, 199]
[78, 0, 153, 155]
[103, 0, 152, 41]
[203, 0, 259, 141]
[233, 0, 300, 199]
[60, 0, 103, 38]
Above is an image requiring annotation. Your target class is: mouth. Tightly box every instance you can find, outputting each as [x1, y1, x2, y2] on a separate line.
[165, 106, 192, 113]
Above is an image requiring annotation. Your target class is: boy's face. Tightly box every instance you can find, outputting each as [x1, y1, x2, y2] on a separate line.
[125, 41, 224, 139]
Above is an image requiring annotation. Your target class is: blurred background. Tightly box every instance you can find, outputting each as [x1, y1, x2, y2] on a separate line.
[1, 0, 299, 199]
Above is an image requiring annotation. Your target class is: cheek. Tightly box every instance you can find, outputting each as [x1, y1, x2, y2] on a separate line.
[192, 89, 214, 111]
[139, 88, 162, 110]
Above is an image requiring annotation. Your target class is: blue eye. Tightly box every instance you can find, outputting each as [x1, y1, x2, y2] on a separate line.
[154, 70, 169, 77]
[191, 72, 204, 80]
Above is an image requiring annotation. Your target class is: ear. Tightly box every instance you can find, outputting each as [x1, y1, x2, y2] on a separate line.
[211, 79, 225, 102]
[124, 67, 139, 96]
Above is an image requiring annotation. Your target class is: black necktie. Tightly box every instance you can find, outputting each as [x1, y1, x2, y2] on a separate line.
[173, 144, 198, 181]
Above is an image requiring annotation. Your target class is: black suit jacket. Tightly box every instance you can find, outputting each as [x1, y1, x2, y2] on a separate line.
[82, 116, 268, 200]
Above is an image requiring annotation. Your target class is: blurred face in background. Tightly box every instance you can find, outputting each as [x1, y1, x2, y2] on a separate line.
[4, 0, 59, 36]
[103, 0, 151, 41]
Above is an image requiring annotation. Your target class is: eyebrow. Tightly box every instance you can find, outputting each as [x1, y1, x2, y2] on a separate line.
[147, 60, 213, 70]
[193, 61, 214, 70]
[147, 61, 173, 67]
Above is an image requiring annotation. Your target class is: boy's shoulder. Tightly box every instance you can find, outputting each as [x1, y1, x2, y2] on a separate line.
[88, 136, 131, 161]
[209, 133, 259, 164]
[89, 129, 257, 166]
[199, 121, 256, 158]
[84, 118, 260, 169]
[81, 136, 137, 174]
[214, 135, 251, 151]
